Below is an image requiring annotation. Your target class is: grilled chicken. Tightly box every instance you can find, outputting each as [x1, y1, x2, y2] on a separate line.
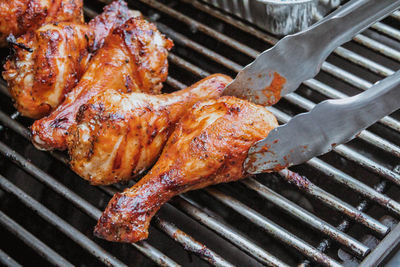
[3, 0, 139, 119]
[0, 0, 84, 46]
[94, 96, 278, 243]
[31, 16, 173, 151]
[67, 74, 232, 185]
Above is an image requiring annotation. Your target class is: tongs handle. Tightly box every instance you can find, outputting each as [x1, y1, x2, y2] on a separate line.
[309, 0, 400, 66]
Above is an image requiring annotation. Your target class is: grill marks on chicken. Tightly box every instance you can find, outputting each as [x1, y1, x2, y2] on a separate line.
[0, 0, 84, 46]
[67, 74, 232, 185]
[31, 17, 173, 151]
[3, 0, 139, 119]
[94, 96, 279, 243]
[3, 24, 93, 118]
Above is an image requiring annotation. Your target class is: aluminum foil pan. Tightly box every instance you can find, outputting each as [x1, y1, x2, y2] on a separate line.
[202, 0, 342, 35]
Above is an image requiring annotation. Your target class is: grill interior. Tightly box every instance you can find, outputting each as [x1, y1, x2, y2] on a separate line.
[1, 0, 400, 266]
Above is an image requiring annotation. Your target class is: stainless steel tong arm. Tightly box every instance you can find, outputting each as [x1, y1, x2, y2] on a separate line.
[245, 70, 400, 174]
[224, 0, 400, 106]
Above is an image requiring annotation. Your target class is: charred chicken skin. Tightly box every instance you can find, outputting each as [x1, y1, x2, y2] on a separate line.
[31, 16, 173, 151]
[0, 0, 84, 46]
[94, 96, 278, 243]
[3, 0, 139, 119]
[67, 74, 232, 185]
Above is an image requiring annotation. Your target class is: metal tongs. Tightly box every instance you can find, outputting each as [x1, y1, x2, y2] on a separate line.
[222, 0, 400, 174]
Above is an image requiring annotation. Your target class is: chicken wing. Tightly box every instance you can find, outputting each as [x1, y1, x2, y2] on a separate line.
[31, 16, 173, 151]
[94, 96, 278, 243]
[3, 0, 139, 119]
[67, 74, 232, 185]
[0, 0, 84, 46]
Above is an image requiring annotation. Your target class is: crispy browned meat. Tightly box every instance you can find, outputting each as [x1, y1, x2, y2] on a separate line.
[31, 17, 173, 151]
[0, 0, 84, 46]
[3, 0, 138, 119]
[67, 74, 232, 185]
[94, 96, 278, 242]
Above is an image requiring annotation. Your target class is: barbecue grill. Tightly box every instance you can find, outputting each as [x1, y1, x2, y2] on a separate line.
[1, 0, 400, 266]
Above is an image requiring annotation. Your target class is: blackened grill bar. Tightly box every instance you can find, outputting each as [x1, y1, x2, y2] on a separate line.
[0, 0, 399, 266]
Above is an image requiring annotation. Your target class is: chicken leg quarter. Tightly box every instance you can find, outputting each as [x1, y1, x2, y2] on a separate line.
[94, 96, 278, 243]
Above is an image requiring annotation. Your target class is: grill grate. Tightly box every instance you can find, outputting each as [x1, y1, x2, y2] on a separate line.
[1, 0, 400, 266]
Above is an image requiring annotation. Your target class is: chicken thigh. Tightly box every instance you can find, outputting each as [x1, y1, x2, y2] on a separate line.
[31, 16, 173, 150]
[3, 0, 139, 118]
[0, 0, 83, 46]
[94, 96, 278, 242]
[67, 74, 232, 185]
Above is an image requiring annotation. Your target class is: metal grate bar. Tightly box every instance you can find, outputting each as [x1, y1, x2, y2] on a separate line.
[277, 169, 388, 236]
[391, 11, 400, 21]
[153, 216, 233, 267]
[321, 61, 382, 91]
[151, 0, 400, 132]
[302, 180, 388, 267]
[241, 178, 371, 256]
[371, 22, 400, 42]
[333, 46, 394, 76]
[205, 188, 342, 267]
[0, 142, 179, 267]
[0, 211, 73, 267]
[353, 34, 400, 62]
[0, 175, 127, 267]
[171, 196, 290, 267]
[99, 185, 234, 267]
[307, 157, 400, 215]
[0, 249, 21, 267]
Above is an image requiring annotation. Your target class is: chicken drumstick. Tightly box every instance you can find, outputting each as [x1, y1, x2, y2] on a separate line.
[94, 96, 278, 243]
